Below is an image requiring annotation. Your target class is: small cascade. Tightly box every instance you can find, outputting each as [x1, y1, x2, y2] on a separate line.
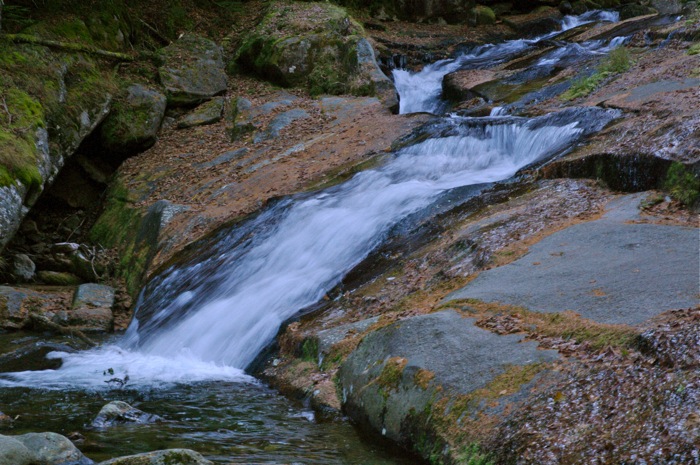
[393, 10, 622, 115]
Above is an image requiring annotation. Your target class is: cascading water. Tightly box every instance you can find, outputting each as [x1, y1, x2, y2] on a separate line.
[0, 109, 619, 389]
[393, 10, 621, 114]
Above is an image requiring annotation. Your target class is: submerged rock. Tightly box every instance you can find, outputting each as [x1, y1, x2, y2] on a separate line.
[158, 35, 227, 106]
[0, 341, 75, 372]
[92, 401, 162, 428]
[97, 449, 212, 465]
[0, 432, 93, 465]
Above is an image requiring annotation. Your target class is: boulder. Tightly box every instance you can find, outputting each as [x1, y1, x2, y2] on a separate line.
[0, 432, 93, 465]
[469, 5, 497, 25]
[158, 35, 227, 106]
[619, 4, 657, 20]
[100, 84, 167, 156]
[339, 310, 559, 459]
[53, 283, 115, 332]
[0, 286, 54, 330]
[0, 27, 113, 252]
[73, 283, 114, 309]
[442, 69, 498, 103]
[177, 97, 225, 129]
[97, 449, 212, 465]
[236, 2, 397, 109]
[0, 435, 34, 465]
[12, 254, 35, 282]
[92, 401, 162, 428]
[503, 7, 563, 37]
[36, 271, 83, 286]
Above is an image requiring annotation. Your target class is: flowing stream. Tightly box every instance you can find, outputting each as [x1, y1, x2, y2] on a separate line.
[0, 10, 627, 464]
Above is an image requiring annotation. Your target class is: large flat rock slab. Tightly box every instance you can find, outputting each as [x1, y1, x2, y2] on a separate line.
[339, 310, 558, 444]
[445, 194, 699, 325]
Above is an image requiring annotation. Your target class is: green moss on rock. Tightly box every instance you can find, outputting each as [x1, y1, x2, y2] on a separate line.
[236, 2, 373, 96]
[470, 5, 496, 26]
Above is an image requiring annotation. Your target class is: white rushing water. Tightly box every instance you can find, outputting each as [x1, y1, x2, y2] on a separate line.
[393, 10, 620, 114]
[0, 114, 595, 389]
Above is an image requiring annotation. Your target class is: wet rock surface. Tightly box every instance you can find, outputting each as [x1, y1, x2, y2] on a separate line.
[97, 449, 212, 465]
[92, 401, 162, 429]
[0, 432, 93, 465]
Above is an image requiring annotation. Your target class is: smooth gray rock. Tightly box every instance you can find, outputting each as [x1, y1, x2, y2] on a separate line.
[12, 254, 35, 282]
[100, 84, 167, 156]
[253, 108, 309, 143]
[339, 310, 559, 444]
[73, 284, 115, 309]
[158, 35, 227, 106]
[64, 283, 115, 332]
[0, 435, 34, 465]
[177, 97, 225, 129]
[445, 194, 699, 325]
[92, 401, 162, 428]
[316, 316, 380, 360]
[9, 432, 93, 465]
[97, 449, 212, 465]
[355, 38, 398, 112]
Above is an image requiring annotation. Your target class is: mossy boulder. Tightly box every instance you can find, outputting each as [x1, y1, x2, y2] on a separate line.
[619, 4, 657, 20]
[339, 310, 559, 462]
[90, 180, 189, 298]
[235, 2, 397, 110]
[158, 34, 227, 106]
[0, 21, 115, 251]
[470, 5, 497, 25]
[100, 84, 167, 156]
[177, 97, 225, 129]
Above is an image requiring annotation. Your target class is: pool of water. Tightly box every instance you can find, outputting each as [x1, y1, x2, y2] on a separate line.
[0, 333, 414, 464]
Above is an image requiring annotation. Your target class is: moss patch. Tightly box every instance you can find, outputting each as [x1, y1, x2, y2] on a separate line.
[444, 299, 639, 351]
[376, 356, 407, 396]
[663, 162, 700, 206]
[561, 47, 632, 101]
[89, 180, 149, 297]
